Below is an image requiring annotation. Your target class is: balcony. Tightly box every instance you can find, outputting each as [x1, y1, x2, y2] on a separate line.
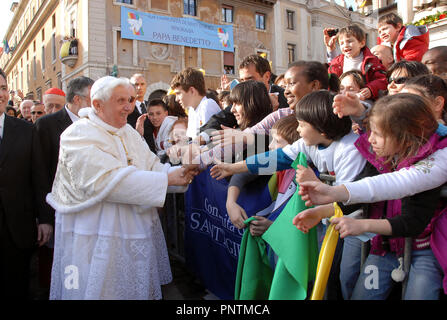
[60, 37, 78, 68]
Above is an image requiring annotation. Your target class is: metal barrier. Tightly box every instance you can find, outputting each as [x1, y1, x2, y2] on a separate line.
[160, 192, 186, 263]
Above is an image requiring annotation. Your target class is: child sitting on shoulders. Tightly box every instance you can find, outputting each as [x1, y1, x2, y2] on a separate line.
[377, 12, 429, 62]
[325, 25, 388, 100]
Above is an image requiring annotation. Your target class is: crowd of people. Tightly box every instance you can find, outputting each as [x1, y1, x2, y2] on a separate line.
[1, 12, 447, 300]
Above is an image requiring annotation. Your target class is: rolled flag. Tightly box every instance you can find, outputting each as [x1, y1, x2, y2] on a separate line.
[310, 202, 343, 300]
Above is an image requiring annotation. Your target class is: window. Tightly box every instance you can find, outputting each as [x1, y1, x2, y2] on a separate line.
[57, 72, 62, 89]
[36, 87, 42, 101]
[287, 43, 296, 64]
[184, 0, 197, 16]
[70, 11, 77, 38]
[41, 46, 45, 71]
[222, 5, 233, 23]
[255, 13, 265, 30]
[33, 56, 36, 80]
[286, 10, 294, 30]
[223, 51, 235, 75]
[51, 33, 56, 62]
[113, 0, 134, 7]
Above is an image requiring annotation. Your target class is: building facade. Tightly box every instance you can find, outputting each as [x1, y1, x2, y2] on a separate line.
[1, 0, 281, 101]
[0, 0, 63, 100]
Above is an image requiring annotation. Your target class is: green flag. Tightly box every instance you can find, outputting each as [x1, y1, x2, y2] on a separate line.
[234, 217, 274, 300]
[262, 152, 318, 300]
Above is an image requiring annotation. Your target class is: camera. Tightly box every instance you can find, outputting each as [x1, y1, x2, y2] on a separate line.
[327, 29, 339, 37]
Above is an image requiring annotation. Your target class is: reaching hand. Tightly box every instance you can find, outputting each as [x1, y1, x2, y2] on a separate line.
[166, 144, 182, 164]
[210, 162, 235, 180]
[180, 143, 201, 165]
[293, 205, 332, 233]
[226, 201, 249, 229]
[295, 165, 319, 184]
[182, 163, 201, 178]
[221, 74, 230, 91]
[358, 87, 372, 100]
[332, 92, 365, 118]
[268, 93, 279, 111]
[352, 122, 361, 135]
[298, 181, 339, 207]
[331, 216, 365, 238]
[17, 89, 25, 99]
[249, 216, 273, 237]
[210, 127, 253, 149]
[135, 113, 148, 136]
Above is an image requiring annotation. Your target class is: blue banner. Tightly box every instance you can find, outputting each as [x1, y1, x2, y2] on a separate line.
[121, 7, 234, 52]
[184, 168, 272, 299]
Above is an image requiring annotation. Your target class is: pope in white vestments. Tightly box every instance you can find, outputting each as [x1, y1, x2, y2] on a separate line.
[47, 76, 196, 300]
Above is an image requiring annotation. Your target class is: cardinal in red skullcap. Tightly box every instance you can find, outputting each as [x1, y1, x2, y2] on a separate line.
[43, 87, 66, 114]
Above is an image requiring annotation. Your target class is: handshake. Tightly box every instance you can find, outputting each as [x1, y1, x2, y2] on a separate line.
[168, 163, 201, 187]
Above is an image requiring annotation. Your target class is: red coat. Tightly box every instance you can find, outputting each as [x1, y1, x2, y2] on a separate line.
[328, 46, 388, 99]
[377, 25, 429, 62]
